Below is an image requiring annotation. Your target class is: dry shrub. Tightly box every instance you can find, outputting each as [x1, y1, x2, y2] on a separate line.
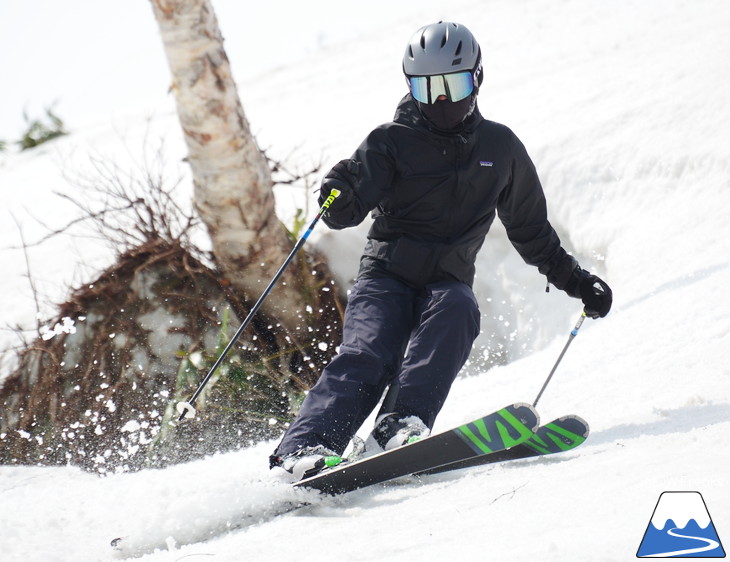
[0, 141, 343, 472]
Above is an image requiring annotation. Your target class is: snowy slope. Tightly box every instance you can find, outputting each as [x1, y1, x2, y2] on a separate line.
[1, 0, 730, 561]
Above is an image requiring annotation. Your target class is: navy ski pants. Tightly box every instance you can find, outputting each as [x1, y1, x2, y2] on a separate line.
[273, 276, 480, 457]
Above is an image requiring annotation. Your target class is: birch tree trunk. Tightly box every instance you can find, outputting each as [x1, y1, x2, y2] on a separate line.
[149, 0, 324, 333]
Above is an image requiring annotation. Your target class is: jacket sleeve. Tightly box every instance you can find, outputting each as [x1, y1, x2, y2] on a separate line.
[321, 126, 396, 230]
[496, 132, 578, 290]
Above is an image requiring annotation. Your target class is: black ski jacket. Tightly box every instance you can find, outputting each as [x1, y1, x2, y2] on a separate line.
[323, 94, 576, 290]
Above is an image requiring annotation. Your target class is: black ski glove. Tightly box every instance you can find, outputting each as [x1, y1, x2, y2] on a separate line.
[564, 267, 613, 319]
[318, 159, 360, 209]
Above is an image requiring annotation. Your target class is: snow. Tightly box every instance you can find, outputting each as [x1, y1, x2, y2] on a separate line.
[1, 0, 730, 560]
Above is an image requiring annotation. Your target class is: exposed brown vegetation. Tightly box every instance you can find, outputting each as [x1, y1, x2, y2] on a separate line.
[0, 146, 344, 472]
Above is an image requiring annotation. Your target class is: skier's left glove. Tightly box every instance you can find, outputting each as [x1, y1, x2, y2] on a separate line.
[565, 267, 613, 319]
[318, 159, 360, 209]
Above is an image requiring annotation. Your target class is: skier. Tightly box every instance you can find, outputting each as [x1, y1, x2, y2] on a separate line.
[270, 21, 612, 480]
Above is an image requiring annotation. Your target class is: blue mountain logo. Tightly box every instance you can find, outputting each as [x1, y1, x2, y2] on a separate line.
[637, 491, 725, 558]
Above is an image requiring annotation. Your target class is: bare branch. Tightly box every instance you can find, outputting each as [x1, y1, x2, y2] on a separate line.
[9, 212, 42, 338]
[8, 137, 202, 262]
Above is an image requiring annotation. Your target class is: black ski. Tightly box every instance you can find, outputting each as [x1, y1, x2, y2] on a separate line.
[295, 402, 540, 495]
[414, 414, 589, 477]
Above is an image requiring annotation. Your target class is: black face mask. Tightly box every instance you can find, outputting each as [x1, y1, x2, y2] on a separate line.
[417, 95, 475, 132]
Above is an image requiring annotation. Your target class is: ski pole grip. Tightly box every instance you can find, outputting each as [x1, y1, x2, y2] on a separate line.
[322, 188, 341, 211]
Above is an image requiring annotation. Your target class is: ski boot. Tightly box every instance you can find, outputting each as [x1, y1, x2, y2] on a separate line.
[366, 413, 430, 452]
[271, 446, 343, 481]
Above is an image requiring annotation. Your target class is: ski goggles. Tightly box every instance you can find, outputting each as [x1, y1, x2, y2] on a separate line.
[407, 71, 475, 104]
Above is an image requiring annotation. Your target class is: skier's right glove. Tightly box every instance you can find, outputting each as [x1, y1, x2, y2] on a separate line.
[318, 159, 360, 209]
[565, 267, 613, 319]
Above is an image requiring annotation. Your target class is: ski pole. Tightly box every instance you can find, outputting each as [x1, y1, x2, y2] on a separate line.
[532, 311, 586, 408]
[176, 189, 342, 422]
[378, 382, 400, 417]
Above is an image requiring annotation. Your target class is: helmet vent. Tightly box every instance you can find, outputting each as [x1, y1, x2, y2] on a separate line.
[403, 22, 480, 78]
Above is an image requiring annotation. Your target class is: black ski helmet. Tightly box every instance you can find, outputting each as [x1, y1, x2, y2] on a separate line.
[402, 21, 483, 93]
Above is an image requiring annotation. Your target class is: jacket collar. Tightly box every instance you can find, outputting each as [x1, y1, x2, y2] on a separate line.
[393, 94, 483, 137]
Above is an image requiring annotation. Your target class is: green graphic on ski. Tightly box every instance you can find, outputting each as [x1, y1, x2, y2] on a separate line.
[415, 414, 589, 477]
[295, 403, 539, 495]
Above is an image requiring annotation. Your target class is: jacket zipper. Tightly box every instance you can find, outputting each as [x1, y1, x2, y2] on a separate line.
[445, 135, 469, 240]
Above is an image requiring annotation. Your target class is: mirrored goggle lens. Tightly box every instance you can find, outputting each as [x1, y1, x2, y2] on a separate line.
[408, 72, 474, 104]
